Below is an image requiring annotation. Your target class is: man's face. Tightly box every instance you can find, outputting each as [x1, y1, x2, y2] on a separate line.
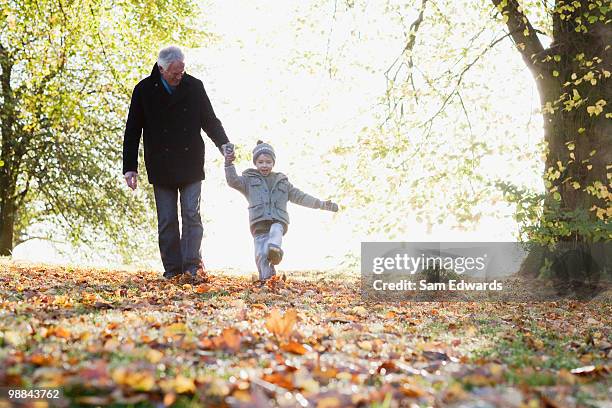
[159, 60, 185, 87]
[255, 154, 274, 176]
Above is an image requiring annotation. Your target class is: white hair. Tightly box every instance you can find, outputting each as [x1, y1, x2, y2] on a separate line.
[157, 46, 185, 70]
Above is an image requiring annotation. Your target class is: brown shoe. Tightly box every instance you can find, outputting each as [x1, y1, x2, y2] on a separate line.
[187, 262, 208, 283]
[267, 244, 283, 265]
[163, 269, 183, 280]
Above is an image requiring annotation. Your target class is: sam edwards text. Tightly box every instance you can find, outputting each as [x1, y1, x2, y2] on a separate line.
[372, 279, 503, 291]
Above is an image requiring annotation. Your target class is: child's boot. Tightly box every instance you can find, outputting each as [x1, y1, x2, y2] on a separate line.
[267, 244, 283, 265]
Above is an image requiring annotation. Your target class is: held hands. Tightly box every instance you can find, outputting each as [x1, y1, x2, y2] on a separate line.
[124, 171, 138, 190]
[222, 143, 235, 166]
[320, 199, 339, 212]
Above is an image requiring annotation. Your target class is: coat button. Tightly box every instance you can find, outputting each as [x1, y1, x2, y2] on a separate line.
[183, 127, 187, 131]
[183, 108, 187, 112]
[184, 147, 189, 151]
[163, 129, 168, 133]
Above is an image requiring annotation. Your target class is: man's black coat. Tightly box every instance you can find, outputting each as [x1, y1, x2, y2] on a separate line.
[122, 64, 229, 187]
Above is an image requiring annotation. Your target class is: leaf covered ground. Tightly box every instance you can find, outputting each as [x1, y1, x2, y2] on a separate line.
[0, 259, 610, 408]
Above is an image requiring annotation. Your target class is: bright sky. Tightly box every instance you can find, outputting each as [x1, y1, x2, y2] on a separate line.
[11, 0, 546, 274]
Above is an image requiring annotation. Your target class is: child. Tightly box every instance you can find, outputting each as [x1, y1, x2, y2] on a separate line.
[224, 141, 338, 281]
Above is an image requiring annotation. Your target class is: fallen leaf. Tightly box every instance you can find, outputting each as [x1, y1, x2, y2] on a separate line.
[52, 327, 71, 339]
[195, 284, 210, 293]
[3, 331, 24, 347]
[146, 348, 164, 364]
[261, 372, 294, 390]
[351, 306, 368, 317]
[399, 383, 427, 398]
[112, 367, 155, 391]
[317, 396, 342, 408]
[377, 361, 399, 374]
[265, 308, 297, 340]
[442, 383, 468, 402]
[423, 350, 449, 361]
[163, 322, 188, 337]
[281, 341, 308, 355]
[221, 327, 242, 352]
[29, 353, 56, 366]
[313, 366, 338, 383]
[571, 365, 608, 377]
[167, 375, 195, 393]
[163, 392, 177, 406]
[103, 339, 120, 351]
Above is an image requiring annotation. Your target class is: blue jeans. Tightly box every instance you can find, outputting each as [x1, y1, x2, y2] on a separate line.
[153, 181, 203, 275]
[254, 222, 283, 280]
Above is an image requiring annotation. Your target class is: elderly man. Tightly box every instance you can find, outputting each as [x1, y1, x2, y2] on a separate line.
[122, 45, 233, 281]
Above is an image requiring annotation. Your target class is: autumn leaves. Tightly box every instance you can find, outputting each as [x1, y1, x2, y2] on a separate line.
[1, 260, 611, 406]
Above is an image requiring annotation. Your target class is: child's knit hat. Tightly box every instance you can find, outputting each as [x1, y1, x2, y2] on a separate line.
[252, 140, 276, 164]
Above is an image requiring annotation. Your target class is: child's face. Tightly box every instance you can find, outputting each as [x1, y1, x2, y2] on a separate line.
[255, 154, 274, 176]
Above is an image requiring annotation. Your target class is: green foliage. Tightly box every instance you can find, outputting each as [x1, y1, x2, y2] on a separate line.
[0, 0, 208, 262]
[497, 181, 611, 244]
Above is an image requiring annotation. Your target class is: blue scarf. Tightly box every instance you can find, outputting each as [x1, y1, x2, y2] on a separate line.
[160, 76, 175, 94]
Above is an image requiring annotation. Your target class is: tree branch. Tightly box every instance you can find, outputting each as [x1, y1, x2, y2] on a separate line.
[456, 90, 473, 138]
[384, 0, 428, 122]
[490, 0, 547, 76]
[323, 0, 338, 78]
[14, 234, 66, 247]
[384, 0, 428, 79]
[422, 31, 512, 129]
[13, 177, 30, 209]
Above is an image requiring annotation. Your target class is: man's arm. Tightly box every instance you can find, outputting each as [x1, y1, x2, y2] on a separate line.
[199, 80, 229, 154]
[122, 84, 144, 175]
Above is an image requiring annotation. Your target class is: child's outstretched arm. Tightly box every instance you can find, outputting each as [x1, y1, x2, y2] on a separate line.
[224, 145, 247, 194]
[287, 183, 339, 212]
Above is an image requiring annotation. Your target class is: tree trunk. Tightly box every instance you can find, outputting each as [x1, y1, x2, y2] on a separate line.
[0, 188, 16, 256]
[0, 116, 18, 256]
[0, 43, 18, 256]
[540, 18, 611, 230]
[491, 0, 611, 279]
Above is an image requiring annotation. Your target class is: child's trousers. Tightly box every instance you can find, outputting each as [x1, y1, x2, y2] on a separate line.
[253, 222, 284, 280]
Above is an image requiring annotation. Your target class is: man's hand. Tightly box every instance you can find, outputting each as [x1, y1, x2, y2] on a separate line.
[124, 171, 138, 190]
[222, 143, 235, 166]
[320, 200, 339, 212]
